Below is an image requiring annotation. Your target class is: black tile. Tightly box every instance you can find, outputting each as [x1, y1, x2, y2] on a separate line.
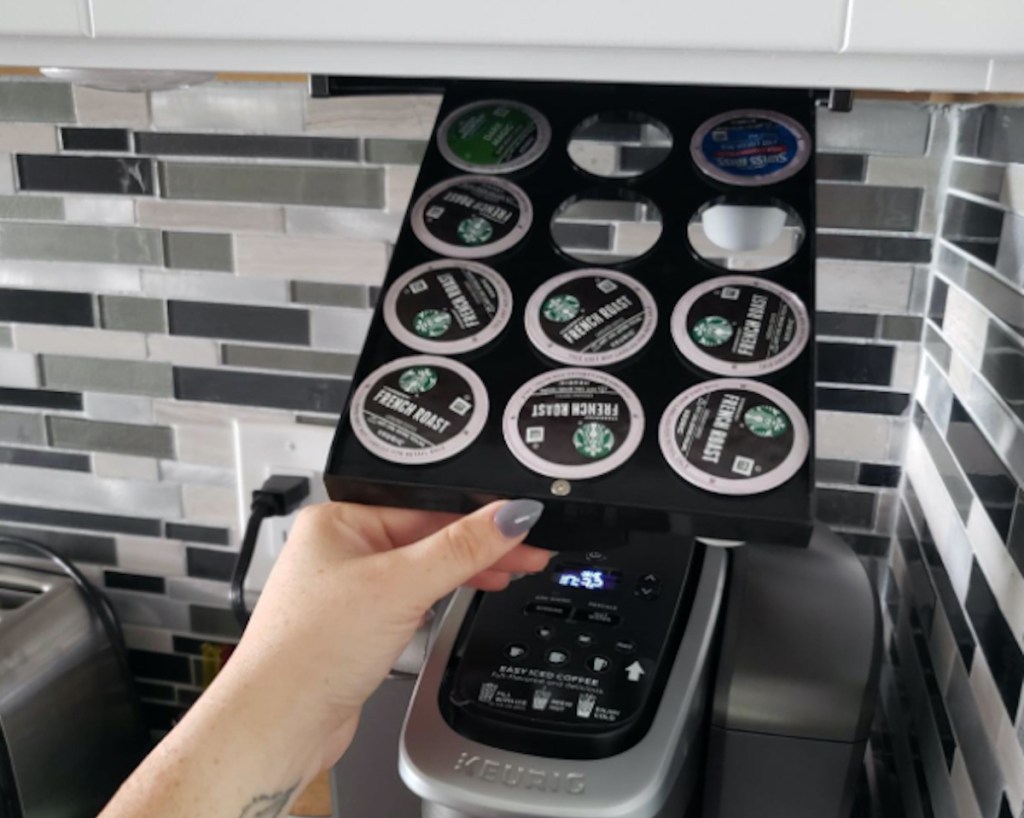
[928, 278, 949, 329]
[1008, 492, 1024, 581]
[980, 322, 1024, 427]
[190, 604, 242, 639]
[914, 404, 973, 521]
[815, 488, 876, 528]
[0, 287, 94, 326]
[186, 547, 236, 581]
[0, 387, 82, 411]
[104, 570, 166, 594]
[817, 342, 896, 386]
[880, 315, 924, 342]
[135, 681, 176, 702]
[165, 522, 231, 546]
[60, 127, 131, 153]
[907, 607, 958, 772]
[956, 106, 988, 158]
[128, 649, 192, 683]
[942, 195, 1004, 243]
[816, 153, 866, 182]
[858, 464, 902, 488]
[998, 794, 1012, 818]
[140, 701, 186, 732]
[817, 234, 932, 263]
[135, 131, 360, 162]
[172, 634, 235, 655]
[965, 559, 1024, 716]
[17, 154, 154, 196]
[0, 502, 161, 536]
[174, 367, 349, 413]
[976, 106, 1024, 163]
[0, 445, 90, 471]
[816, 387, 910, 416]
[816, 311, 878, 338]
[818, 185, 923, 232]
[815, 458, 858, 484]
[0, 523, 116, 565]
[947, 399, 1017, 540]
[368, 286, 381, 308]
[168, 301, 309, 345]
[836, 531, 891, 558]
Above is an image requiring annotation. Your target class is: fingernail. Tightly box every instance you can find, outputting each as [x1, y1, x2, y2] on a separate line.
[495, 499, 545, 539]
[510, 572, 527, 582]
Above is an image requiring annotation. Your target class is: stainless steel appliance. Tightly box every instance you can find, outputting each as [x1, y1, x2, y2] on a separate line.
[0, 562, 144, 818]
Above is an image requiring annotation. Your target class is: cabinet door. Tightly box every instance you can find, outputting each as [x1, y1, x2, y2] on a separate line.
[90, 0, 843, 53]
[846, 0, 1024, 56]
[0, 0, 87, 36]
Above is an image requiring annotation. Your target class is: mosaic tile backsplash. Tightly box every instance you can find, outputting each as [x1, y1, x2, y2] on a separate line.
[1, 76, 1011, 814]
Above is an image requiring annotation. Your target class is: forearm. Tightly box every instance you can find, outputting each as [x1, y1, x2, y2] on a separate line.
[100, 666, 327, 818]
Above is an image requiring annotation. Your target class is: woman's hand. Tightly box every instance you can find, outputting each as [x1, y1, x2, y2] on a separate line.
[100, 499, 548, 818]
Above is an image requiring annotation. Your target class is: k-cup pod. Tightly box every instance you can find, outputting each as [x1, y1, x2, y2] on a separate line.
[438, 99, 551, 174]
[411, 175, 532, 259]
[383, 260, 513, 355]
[658, 379, 809, 495]
[691, 110, 811, 187]
[350, 355, 488, 465]
[503, 368, 644, 480]
[671, 275, 809, 377]
[524, 269, 657, 367]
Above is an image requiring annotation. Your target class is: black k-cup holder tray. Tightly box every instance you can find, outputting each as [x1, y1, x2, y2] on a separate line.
[325, 79, 819, 546]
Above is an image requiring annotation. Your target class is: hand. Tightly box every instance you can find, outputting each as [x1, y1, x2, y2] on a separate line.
[224, 498, 550, 769]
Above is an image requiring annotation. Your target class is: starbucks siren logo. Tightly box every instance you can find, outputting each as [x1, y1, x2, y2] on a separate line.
[543, 294, 582, 323]
[743, 404, 789, 438]
[399, 367, 438, 394]
[691, 315, 733, 348]
[457, 217, 494, 246]
[572, 422, 615, 459]
[413, 309, 452, 339]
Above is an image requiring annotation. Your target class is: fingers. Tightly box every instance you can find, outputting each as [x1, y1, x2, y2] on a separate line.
[487, 544, 554, 575]
[392, 499, 545, 608]
[465, 571, 512, 592]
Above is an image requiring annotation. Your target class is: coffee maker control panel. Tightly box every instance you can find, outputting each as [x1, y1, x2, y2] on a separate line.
[439, 534, 701, 759]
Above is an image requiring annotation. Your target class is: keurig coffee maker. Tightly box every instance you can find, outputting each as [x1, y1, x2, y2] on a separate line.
[324, 79, 882, 818]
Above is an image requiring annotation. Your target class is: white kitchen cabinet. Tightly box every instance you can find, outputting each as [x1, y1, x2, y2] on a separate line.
[846, 0, 1024, 56]
[0, 0, 88, 36]
[89, 0, 844, 54]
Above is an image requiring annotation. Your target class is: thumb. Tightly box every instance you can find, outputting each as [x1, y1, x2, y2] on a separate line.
[394, 499, 545, 607]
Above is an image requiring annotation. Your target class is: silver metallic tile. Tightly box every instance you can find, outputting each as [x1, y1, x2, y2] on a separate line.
[92, 453, 159, 481]
[163, 231, 234, 273]
[0, 123, 58, 154]
[145, 335, 218, 367]
[817, 101, 932, 156]
[63, 196, 136, 225]
[0, 155, 14, 195]
[151, 84, 305, 133]
[0, 222, 163, 266]
[48, 416, 174, 459]
[221, 343, 357, 377]
[0, 260, 143, 295]
[100, 295, 168, 333]
[0, 82, 74, 123]
[290, 280, 369, 308]
[13, 324, 147, 359]
[159, 161, 385, 209]
[0, 326, 11, 347]
[817, 260, 917, 314]
[0, 194, 64, 220]
[950, 161, 1006, 203]
[141, 270, 288, 305]
[284, 205, 403, 243]
[188, 603, 241, 639]
[41, 355, 174, 398]
[309, 306, 373, 352]
[106, 588, 190, 630]
[364, 138, 428, 165]
[72, 86, 150, 128]
[304, 95, 442, 139]
[136, 200, 285, 233]
[83, 393, 154, 425]
[235, 232, 388, 285]
[818, 184, 924, 232]
[0, 410, 45, 445]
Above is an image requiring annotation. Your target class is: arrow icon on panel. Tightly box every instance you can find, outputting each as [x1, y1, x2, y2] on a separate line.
[625, 661, 645, 682]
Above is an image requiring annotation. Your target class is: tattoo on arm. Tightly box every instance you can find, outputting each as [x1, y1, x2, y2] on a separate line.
[238, 782, 299, 818]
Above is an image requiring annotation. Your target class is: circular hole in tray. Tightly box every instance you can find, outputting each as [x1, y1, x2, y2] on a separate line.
[552, 191, 663, 265]
[567, 112, 672, 178]
[687, 198, 804, 271]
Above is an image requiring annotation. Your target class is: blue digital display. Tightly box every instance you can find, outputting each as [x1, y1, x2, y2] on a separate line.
[553, 568, 618, 591]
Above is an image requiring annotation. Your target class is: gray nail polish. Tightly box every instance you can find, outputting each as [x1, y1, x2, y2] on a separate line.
[495, 499, 545, 538]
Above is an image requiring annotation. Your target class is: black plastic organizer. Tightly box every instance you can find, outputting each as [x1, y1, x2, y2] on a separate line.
[324, 79, 819, 545]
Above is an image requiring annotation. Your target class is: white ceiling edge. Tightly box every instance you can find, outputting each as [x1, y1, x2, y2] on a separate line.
[0, 37, 1011, 94]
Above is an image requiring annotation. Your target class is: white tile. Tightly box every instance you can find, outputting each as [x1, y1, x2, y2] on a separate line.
[0, 154, 14, 195]
[166, 576, 232, 607]
[0, 349, 38, 388]
[146, 334, 219, 367]
[121, 624, 175, 653]
[816, 260, 916, 314]
[159, 460, 234, 487]
[309, 306, 374, 352]
[1000, 164, 1024, 216]
[0, 123, 58, 154]
[950, 751, 985, 818]
[0, 463, 181, 517]
[968, 500, 1024, 655]
[997, 717, 1024, 816]
[816, 411, 893, 463]
[386, 165, 419, 213]
[117, 536, 187, 578]
[182, 484, 237, 527]
[0, 261, 142, 294]
[173, 423, 236, 468]
[92, 452, 160, 480]
[304, 94, 442, 138]
[944, 285, 990, 370]
[84, 393, 154, 424]
[969, 650, 1011, 763]
[152, 84, 304, 133]
[106, 588, 190, 630]
[13, 324, 147, 359]
[234, 233, 388, 286]
[63, 196, 136, 225]
[892, 343, 922, 392]
[73, 86, 150, 128]
[153, 399, 285, 427]
[284, 205, 404, 243]
[141, 269, 288, 305]
[137, 199, 285, 233]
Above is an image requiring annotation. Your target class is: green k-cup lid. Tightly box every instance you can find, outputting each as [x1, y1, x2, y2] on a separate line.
[658, 378, 809, 496]
[438, 99, 551, 174]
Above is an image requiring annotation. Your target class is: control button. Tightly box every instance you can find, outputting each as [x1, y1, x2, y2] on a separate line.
[585, 551, 608, 563]
[587, 655, 611, 673]
[536, 625, 555, 640]
[575, 609, 621, 627]
[524, 601, 571, 619]
[625, 660, 646, 683]
[575, 632, 596, 648]
[505, 643, 528, 660]
[545, 648, 570, 666]
[614, 639, 636, 655]
[635, 574, 661, 600]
